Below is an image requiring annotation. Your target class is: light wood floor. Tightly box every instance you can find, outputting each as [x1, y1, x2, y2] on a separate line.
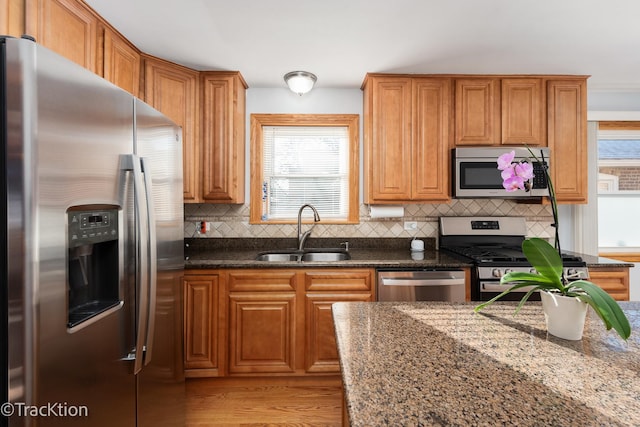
[186, 376, 343, 427]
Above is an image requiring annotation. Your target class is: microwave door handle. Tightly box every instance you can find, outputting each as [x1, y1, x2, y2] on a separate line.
[140, 157, 157, 367]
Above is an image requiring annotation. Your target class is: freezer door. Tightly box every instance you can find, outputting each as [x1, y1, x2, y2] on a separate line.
[133, 99, 185, 426]
[5, 38, 137, 426]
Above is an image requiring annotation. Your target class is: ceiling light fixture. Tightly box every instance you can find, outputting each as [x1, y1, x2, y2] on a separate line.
[284, 71, 317, 96]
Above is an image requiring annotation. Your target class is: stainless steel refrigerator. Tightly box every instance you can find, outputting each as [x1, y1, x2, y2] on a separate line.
[1, 36, 185, 426]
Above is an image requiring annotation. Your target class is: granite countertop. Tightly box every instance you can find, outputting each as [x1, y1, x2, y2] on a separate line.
[332, 301, 640, 427]
[184, 237, 472, 269]
[184, 238, 632, 269]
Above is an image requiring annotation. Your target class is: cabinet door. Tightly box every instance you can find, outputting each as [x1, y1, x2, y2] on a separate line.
[201, 72, 247, 203]
[364, 77, 413, 201]
[305, 293, 371, 373]
[100, 25, 141, 96]
[27, 0, 99, 73]
[547, 79, 587, 203]
[588, 268, 629, 301]
[228, 293, 296, 374]
[1, 0, 25, 37]
[184, 275, 220, 375]
[501, 78, 543, 146]
[412, 78, 452, 201]
[303, 269, 373, 373]
[144, 57, 200, 202]
[454, 78, 500, 146]
[227, 270, 297, 374]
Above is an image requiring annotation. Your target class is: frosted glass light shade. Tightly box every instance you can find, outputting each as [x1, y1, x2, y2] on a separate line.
[284, 71, 317, 95]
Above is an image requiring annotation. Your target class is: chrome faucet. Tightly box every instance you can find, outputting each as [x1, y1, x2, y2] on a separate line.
[297, 204, 321, 251]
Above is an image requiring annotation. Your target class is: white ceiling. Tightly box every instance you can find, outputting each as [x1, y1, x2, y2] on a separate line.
[86, 0, 640, 91]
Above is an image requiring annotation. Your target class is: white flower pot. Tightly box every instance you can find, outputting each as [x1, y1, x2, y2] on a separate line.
[540, 291, 588, 340]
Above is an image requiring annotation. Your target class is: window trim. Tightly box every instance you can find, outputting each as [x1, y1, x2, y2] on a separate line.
[249, 113, 360, 224]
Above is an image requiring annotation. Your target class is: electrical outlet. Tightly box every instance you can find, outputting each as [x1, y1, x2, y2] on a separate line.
[199, 221, 210, 234]
[404, 221, 417, 231]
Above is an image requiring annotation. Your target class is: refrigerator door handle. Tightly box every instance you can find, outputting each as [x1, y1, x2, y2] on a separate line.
[123, 154, 150, 375]
[140, 157, 157, 367]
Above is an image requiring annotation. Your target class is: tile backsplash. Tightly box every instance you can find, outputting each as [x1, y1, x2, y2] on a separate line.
[185, 199, 555, 241]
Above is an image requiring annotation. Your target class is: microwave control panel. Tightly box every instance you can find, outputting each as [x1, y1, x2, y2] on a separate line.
[531, 162, 549, 189]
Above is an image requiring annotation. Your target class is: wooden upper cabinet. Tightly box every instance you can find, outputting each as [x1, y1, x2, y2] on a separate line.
[99, 24, 141, 96]
[363, 74, 451, 203]
[412, 78, 451, 201]
[1, 0, 26, 37]
[454, 78, 500, 146]
[501, 78, 543, 145]
[144, 56, 200, 202]
[200, 72, 247, 203]
[455, 77, 543, 146]
[26, 0, 99, 73]
[547, 79, 587, 203]
[364, 76, 413, 201]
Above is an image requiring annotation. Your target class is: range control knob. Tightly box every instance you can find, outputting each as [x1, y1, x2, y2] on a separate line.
[529, 268, 537, 274]
[566, 268, 579, 277]
[492, 268, 502, 278]
[504, 268, 514, 275]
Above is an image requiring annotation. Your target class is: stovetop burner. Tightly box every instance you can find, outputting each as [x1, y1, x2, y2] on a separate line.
[443, 245, 584, 264]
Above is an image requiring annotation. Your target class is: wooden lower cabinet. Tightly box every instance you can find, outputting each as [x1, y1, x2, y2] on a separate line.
[228, 292, 297, 374]
[305, 293, 370, 373]
[588, 267, 630, 301]
[185, 268, 374, 377]
[183, 273, 222, 377]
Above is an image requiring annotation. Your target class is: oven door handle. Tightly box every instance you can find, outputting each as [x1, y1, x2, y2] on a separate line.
[380, 277, 465, 287]
[480, 282, 538, 293]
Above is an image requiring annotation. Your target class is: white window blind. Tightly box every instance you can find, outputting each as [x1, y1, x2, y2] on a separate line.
[262, 125, 350, 220]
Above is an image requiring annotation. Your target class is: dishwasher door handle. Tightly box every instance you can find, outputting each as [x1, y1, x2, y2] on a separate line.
[380, 277, 465, 287]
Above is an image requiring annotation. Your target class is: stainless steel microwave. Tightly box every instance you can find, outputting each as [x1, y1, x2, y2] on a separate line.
[452, 147, 551, 198]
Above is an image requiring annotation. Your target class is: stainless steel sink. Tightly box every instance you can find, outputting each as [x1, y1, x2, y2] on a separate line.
[301, 251, 350, 262]
[255, 249, 351, 262]
[254, 253, 301, 262]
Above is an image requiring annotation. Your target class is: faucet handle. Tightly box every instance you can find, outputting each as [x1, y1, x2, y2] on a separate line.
[340, 241, 349, 252]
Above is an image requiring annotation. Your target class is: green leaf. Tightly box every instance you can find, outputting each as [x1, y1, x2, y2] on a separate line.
[500, 271, 555, 286]
[474, 282, 545, 313]
[521, 238, 563, 288]
[570, 280, 631, 340]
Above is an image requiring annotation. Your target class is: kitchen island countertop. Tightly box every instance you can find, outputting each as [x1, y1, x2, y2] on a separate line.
[332, 301, 640, 426]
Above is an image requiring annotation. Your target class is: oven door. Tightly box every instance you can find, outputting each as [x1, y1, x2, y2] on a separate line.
[377, 270, 466, 302]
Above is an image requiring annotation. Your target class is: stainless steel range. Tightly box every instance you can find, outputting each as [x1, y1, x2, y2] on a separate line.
[439, 217, 589, 301]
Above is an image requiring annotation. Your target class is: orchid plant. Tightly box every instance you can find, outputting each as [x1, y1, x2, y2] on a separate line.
[497, 150, 535, 192]
[474, 148, 631, 340]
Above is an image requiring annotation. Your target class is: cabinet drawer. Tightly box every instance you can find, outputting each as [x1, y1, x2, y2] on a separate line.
[588, 268, 629, 301]
[304, 269, 373, 292]
[227, 270, 297, 292]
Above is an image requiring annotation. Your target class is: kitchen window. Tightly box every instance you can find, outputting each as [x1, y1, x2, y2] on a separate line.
[249, 114, 359, 224]
[597, 124, 640, 255]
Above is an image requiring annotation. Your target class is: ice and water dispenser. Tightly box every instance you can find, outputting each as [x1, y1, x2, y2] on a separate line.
[67, 206, 121, 329]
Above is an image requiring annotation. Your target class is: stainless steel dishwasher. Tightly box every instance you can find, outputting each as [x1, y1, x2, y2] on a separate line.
[376, 269, 466, 302]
